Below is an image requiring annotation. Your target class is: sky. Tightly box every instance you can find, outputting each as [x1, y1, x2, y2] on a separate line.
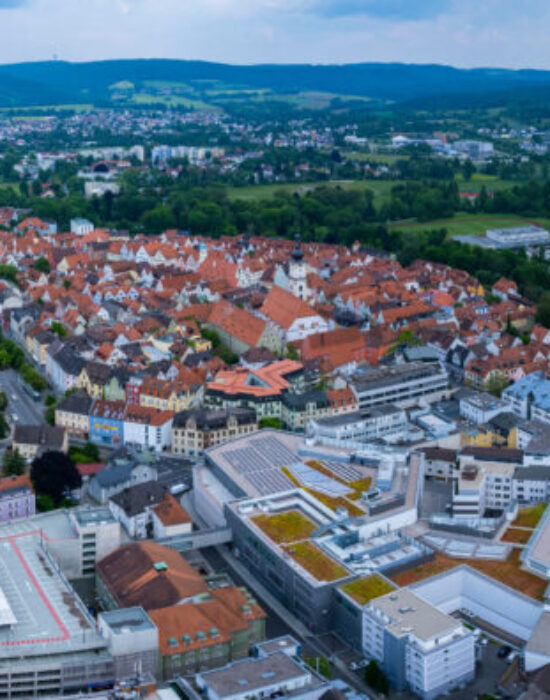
[0, 0, 549, 68]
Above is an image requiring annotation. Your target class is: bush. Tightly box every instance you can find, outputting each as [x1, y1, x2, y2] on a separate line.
[364, 660, 389, 696]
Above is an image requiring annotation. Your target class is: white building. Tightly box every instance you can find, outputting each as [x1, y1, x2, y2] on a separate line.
[70, 217, 95, 236]
[363, 588, 474, 700]
[351, 363, 449, 411]
[459, 391, 507, 425]
[123, 408, 173, 453]
[308, 405, 407, 445]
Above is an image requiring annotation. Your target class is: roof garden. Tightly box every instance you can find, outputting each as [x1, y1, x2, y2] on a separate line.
[252, 510, 317, 544]
[340, 574, 396, 606]
[283, 541, 349, 583]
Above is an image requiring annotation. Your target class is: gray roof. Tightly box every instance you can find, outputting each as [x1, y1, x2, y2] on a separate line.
[13, 424, 65, 449]
[92, 461, 137, 488]
[513, 466, 550, 481]
[51, 345, 85, 376]
[174, 407, 257, 431]
[57, 390, 93, 415]
[109, 480, 166, 517]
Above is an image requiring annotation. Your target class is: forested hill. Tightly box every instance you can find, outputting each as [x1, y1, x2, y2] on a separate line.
[2, 59, 550, 109]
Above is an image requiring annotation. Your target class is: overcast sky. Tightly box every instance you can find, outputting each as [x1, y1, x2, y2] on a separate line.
[0, 0, 548, 68]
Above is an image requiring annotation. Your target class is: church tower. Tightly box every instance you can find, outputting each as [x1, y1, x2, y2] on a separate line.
[288, 235, 307, 300]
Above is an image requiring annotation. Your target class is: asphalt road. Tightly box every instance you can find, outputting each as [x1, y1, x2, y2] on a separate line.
[0, 369, 45, 427]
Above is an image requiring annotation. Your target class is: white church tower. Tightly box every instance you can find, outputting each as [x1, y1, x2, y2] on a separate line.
[288, 235, 308, 300]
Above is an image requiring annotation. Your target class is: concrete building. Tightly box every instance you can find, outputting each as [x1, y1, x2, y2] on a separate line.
[308, 406, 407, 446]
[362, 589, 474, 700]
[459, 391, 507, 425]
[521, 506, 550, 579]
[195, 636, 328, 700]
[0, 524, 114, 696]
[98, 607, 160, 680]
[351, 363, 448, 411]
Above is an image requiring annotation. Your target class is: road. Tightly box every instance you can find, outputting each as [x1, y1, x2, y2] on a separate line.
[200, 545, 375, 699]
[0, 369, 45, 426]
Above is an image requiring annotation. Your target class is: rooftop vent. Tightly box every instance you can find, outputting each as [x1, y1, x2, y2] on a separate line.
[154, 562, 168, 572]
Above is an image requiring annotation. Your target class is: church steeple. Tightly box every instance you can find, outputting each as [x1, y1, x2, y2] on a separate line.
[288, 234, 307, 300]
[291, 233, 304, 263]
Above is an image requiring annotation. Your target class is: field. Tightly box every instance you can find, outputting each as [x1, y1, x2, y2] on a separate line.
[388, 212, 550, 237]
[512, 503, 548, 529]
[226, 179, 397, 207]
[389, 549, 547, 601]
[283, 541, 349, 582]
[252, 510, 316, 544]
[340, 574, 396, 605]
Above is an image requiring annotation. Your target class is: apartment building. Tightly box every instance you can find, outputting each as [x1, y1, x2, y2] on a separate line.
[362, 589, 474, 700]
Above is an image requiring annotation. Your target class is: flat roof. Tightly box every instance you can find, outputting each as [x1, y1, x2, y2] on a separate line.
[0, 529, 105, 663]
[100, 607, 155, 634]
[370, 588, 462, 642]
[198, 651, 311, 698]
[72, 506, 116, 526]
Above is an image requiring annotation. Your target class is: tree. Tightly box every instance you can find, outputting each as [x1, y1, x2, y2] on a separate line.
[30, 451, 81, 506]
[0, 391, 8, 412]
[3, 449, 26, 476]
[50, 321, 67, 338]
[259, 416, 284, 430]
[364, 660, 389, 696]
[536, 292, 550, 328]
[34, 257, 51, 274]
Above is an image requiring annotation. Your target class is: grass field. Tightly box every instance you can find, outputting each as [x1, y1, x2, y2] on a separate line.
[388, 212, 550, 237]
[390, 549, 547, 601]
[226, 179, 397, 207]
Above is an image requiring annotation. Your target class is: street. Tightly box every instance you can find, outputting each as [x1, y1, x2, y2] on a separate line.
[0, 369, 46, 427]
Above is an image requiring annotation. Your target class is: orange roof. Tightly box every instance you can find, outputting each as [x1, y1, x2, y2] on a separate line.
[153, 492, 192, 527]
[150, 587, 265, 657]
[260, 286, 318, 330]
[208, 360, 303, 398]
[0, 474, 33, 493]
[208, 300, 266, 348]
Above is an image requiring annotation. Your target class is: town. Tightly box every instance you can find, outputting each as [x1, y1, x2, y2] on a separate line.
[0, 189, 548, 700]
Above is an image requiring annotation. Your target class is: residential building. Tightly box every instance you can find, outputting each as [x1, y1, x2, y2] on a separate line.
[12, 424, 68, 461]
[108, 480, 167, 538]
[362, 589, 474, 699]
[55, 390, 93, 437]
[70, 217, 95, 235]
[89, 399, 126, 447]
[0, 474, 35, 522]
[123, 405, 174, 453]
[152, 491, 193, 539]
[172, 407, 257, 456]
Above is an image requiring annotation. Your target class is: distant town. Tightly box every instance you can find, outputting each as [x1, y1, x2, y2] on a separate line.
[1, 82, 550, 700]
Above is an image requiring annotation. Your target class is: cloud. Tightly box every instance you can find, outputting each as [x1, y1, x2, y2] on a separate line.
[306, 0, 453, 20]
[0, 0, 26, 6]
